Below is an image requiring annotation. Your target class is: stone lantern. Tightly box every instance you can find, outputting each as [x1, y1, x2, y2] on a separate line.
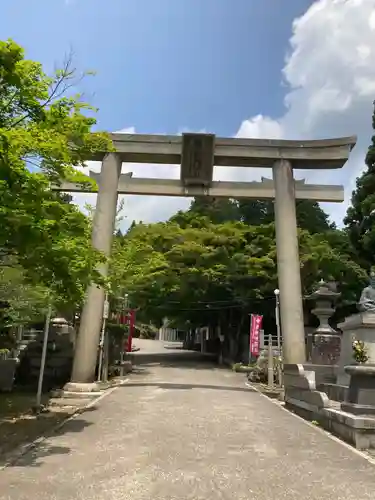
[308, 279, 341, 365]
[50, 317, 76, 347]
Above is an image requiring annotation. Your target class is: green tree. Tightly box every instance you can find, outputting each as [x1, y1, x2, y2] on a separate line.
[345, 102, 375, 269]
[239, 199, 333, 233]
[238, 200, 274, 226]
[0, 259, 50, 328]
[0, 39, 112, 306]
[110, 217, 365, 355]
[179, 195, 334, 234]
[189, 197, 240, 224]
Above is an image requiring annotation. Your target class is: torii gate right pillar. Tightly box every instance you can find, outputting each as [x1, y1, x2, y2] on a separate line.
[273, 159, 306, 364]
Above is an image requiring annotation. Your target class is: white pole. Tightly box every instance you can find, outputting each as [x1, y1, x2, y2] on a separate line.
[267, 334, 274, 390]
[97, 292, 109, 382]
[274, 288, 281, 352]
[36, 302, 53, 409]
[274, 288, 283, 387]
[120, 293, 129, 377]
[102, 327, 109, 382]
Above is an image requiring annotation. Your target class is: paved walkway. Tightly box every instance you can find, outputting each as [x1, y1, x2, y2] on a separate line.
[1, 354, 375, 499]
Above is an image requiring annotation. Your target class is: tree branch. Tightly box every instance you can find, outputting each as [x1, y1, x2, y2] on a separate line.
[11, 49, 86, 129]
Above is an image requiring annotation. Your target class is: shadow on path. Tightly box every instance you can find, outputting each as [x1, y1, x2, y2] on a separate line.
[1, 408, 95, 468]
[132, 359, 221, 371]
[122, 381, 256, 393]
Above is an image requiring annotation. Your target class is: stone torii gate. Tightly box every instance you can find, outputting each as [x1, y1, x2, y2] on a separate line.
[56, 133, 356, 384]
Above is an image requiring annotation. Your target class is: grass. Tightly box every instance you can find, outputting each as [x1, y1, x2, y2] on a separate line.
[232, 362, 256, 373]
[253, 382, 284, 400]
[0, 392, 46, 418]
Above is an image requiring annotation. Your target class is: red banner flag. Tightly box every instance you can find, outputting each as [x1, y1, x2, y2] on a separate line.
[249, 314, 263, 357]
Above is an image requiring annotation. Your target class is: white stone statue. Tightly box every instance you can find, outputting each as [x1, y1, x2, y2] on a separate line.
[358, 272, 375, 312]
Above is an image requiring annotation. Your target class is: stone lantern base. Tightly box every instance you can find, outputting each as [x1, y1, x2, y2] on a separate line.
[310, 332, 341, 365]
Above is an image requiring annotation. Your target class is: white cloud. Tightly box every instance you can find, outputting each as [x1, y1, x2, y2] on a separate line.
[237, 0, 375, 224]
[73, 0, 375, 230]
[236, 115, 283, 140]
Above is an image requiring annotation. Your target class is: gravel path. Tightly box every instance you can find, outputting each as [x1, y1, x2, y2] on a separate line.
[0, 355, 374, 499]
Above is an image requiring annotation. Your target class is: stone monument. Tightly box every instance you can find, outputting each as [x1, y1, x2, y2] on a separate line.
[337, 274, 375, 385]
[358, 271, 375, 312]
[17, 317, 75, 389]
[307, 279, 341, 365]
[283, 277, 375, 449]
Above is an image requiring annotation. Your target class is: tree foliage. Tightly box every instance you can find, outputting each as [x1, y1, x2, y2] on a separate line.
[0, 39, 112, 308]
[345, 101, 375, 269]
[110, 216, 365, 332]
[181, 196, 334, 234]
[0, 260, 50, 328]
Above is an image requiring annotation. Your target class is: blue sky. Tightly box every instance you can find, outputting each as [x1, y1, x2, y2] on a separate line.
[2, 0, 311, 135]
[2, 0, 375, 226]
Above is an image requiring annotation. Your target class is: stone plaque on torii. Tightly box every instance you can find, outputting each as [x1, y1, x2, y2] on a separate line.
[54, 132, 356, 385]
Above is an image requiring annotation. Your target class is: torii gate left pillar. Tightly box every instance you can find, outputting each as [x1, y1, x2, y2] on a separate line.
[65, 133, 355, 385]
[70, 153, 122, 383]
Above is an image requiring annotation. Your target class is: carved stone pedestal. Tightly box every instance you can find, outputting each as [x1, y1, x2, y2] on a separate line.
[337, 312, 375, 385]
[341, 364, 375, 415]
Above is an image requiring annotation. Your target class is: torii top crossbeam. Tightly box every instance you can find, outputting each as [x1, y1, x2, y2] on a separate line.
[90, 133, 356, 169]
[58, 133, 356, 203]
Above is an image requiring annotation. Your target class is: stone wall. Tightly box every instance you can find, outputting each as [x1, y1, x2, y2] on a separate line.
[17, 330, 74, 389]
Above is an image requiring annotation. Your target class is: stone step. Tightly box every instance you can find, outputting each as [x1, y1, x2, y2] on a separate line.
[49, 397, 93, 408]
[328, 399, 341, 410]
[320, 382, 348, 403]
[51, 389, 102, 399]
[22, 332, 39, 339]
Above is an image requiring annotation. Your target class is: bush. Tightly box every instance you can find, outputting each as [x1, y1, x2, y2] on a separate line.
[247, 355, 283, 384]
[352, 337, 369, 364]
[0, 348, 10, 360]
